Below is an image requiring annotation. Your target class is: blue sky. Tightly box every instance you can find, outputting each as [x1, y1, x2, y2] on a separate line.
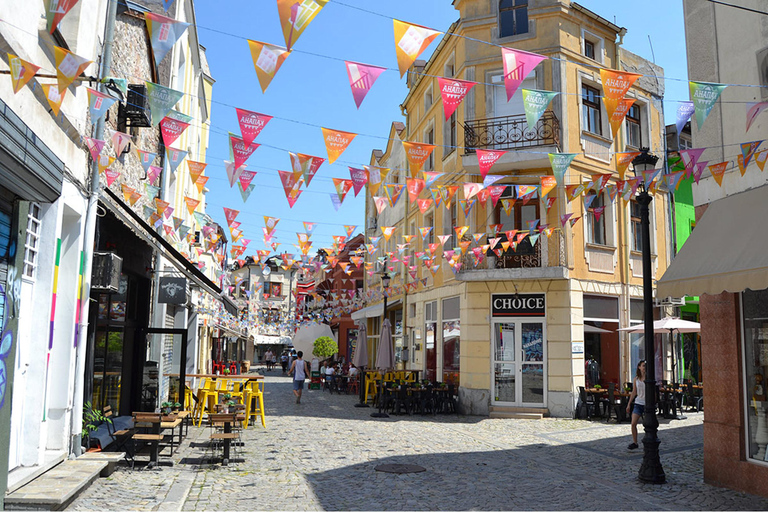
[194, 0, 688, 257]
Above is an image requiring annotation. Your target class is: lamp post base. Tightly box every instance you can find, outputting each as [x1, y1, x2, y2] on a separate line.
[639, 435, 666, 484]
[370, 412, 389, 418]
[354, 403, 370, 408]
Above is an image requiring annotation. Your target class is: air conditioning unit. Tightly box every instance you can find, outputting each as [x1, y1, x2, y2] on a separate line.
[119, 84, 151, 128]
[91, 252, 123, 292]
[654, 296, 686, 307]
[367, 217, 378, 231]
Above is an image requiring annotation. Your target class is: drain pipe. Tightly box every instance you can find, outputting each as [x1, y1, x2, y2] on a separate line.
[71, 0, 118, 458]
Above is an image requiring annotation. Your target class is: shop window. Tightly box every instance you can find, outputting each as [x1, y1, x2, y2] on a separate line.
[584, 295, 620, 387]
[626, 103, 642, 148]
[586, 193, 606, 246]
[582, 84, 602, 136]
[742, 288, 768, 464]
[23, 203, 41, 279]
[425, 301, 437, 381]
[499, 0, 528, 38]
[442, 296, 460, 384]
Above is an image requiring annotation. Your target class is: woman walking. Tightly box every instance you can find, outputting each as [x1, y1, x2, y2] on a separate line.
[626, 360, 646, 450]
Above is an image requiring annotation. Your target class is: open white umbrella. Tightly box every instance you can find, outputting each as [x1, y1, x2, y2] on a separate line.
[291, 322, 334, 357]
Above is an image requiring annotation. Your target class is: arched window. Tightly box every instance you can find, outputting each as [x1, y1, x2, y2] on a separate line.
[499, 0, 528, 38]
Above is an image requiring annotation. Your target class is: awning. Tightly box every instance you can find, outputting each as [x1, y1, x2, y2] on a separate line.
[350, 299, 401, 321]
[657, 185, 768, 298]
[101, 187, 221, 297]
[254, 335, 291, 345]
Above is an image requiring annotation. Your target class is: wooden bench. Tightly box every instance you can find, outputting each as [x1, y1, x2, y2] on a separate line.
[132, 413, 165, 466]
[160, 416, 183, 454]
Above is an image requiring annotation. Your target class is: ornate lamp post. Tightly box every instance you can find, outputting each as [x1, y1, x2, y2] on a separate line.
[370, 270, 391, 418]
[632, 148, 666, 484]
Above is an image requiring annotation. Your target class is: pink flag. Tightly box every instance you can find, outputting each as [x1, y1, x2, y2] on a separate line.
[235, 108, 272, 147]
[104, 169, 120, 187]
[345, 61, 386, 108]
[374, 196, 388, 214]
[501, 48, 546, 101]
[223, 207, 239, 226]
[746, 102, 768, 132]
[476, 149, 505, 179]
[349, 167, 369, 196]
[679, 148, 706, 179]
[84, 137, 105, 160]
[160, 116, 189, 147]
[278, 170, 299, 198]
[230, 134, 260, 169]
[438, 78, 476, 120]
[111, 130, 132, 157]
[238, 170, 257, 190]
[146, 165, 162, 185]
[287, 189, 303, 208]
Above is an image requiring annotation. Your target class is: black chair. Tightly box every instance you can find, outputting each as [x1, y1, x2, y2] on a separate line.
[600, 383, 622, 422]
[391, 386, 412, 415]
[682, 380, 703, 412]
[445, 385, 458, 414]
[577, 386, 597, 419]
[417, 385, 435, 415]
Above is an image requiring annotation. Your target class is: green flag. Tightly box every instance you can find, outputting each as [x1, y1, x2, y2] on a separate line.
[522, 89, 559, 129]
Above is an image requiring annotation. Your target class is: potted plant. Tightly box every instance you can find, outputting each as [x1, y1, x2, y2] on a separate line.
[594, 384, 602, 390]
[82, 402, 110, 450]
[172, 402, 181, 412]
[223, 368, 231, 376]
[160, 402, 173, 415]
[312, 336, 338, 360]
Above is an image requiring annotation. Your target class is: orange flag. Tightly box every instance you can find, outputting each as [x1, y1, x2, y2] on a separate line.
[322, 128, 357, 164]
[540, 176, 557, 199]
[402, 141, 435, 178]
[53, 46, 92, 92]
[604, 98, 635, 139]
[393, 19, 441, 77]
[195, 176, 209, 193]
[708, 161, 729, 187]
[42, 84, 66, 116]
[7, 53, 40, 94]
[187, 160, 207, 184]
[277, 0, 328, 50]
[185, 196, 200, 215]
[600, 69, 642, 100]
[248, 39, 291, 93]
[615, 151, 641, 181]
[121, 184, 135, 203]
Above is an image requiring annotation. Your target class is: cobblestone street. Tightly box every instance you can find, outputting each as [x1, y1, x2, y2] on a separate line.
[67, 372, 768, 511]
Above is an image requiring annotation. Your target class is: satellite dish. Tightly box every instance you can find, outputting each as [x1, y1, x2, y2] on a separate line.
[262, 266, 271, 277]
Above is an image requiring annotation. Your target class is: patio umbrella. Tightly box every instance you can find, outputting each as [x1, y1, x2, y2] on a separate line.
[618, 317, 701, 385]
[351, 322, 368, 368]
[291, 322, 334, 357]
[375, 318, 394, 370]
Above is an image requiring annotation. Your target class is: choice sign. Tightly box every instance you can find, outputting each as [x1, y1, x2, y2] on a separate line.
[492, 294, 545, 317]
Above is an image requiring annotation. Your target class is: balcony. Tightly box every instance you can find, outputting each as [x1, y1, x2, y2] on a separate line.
[463, 111, 560, 154]
[456, 231, 568, 281]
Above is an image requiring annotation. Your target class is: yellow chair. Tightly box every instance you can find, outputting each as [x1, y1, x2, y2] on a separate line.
[196, 379, 219, 427]
[364, 371, 382, 404]
[244, 381, 266, 429]
[403, 372, 416, 384]
[383, 372, 396, 383]
[229, 379, 247, 403]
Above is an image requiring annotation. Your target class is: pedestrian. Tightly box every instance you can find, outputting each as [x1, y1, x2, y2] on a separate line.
[289, 350, 310, 404]
[264, 349, 273, 371]
[626, 360, 646, 450]
[280, 351, 289, 375]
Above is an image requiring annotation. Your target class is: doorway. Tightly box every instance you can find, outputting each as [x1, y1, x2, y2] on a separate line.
[143, 328, 187, 412]
[491, 320, 546, 406]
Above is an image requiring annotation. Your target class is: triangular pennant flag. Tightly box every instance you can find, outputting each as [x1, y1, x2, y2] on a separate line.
[583, 194, 597, 211]
[374, 196, 388, 214]
[365, 165, 386, 196]
[540, 176, 557, 199]
[238, 170, 257, 190]
[385, 184, 406, 207]
[235, 108, 272, 147]
[229, 133, 260, 170]
[488, 185, 505, 207]
[322, 128, 357, 164]
[45, 0, 78, 34]
[560, 213, 574, 227]
[184, 196, 200, 215]
[381, 226, 397, 242]
[86, 87, 117, 124]
[165, 147, 188, 173]
[692, 161, 709, 184]
[393, 19, 442, 77]
[501, 198, 514, 216]
[154, 198, 170, 216]
[402, 141, 436, 178]
[600, 69, 642, 99]
[121, 184, 135, 202]
[590, 173, 612, 193]
[332, 178, 354, 203]
[42, 84, 66, 116]
[676, 101, 696, 135]
[53, 46, 92, 92]
[225, 161, 244, 188]
[615, 151, 641, 181]
[604, 97, 635, 139]
[501, 48, 546, 101]
[476, 188, 490, 205]
[223, 207, 239, 226]
[344, 225, 356, 238]
[136, 149, 157, 173]
[565, 183, 586, 203]
[187, 160, 207, 184]
[549, 153, 578, 186]
[417, 198, 433, 214]
[483, 174, 504, 188]
[756, 150, 768, 172]
[248, 40, 291, 93]
[438, 78, 476, 120]
[111, 129, 132, 157]
[689, 81, 728, 129]
[195, 176, 209, 193]
[522, 89, 559, 128]
[419, 227, 432, 242]
[84, 137, 106, 161]
[746, 102, 768, 132]
[592, 207, 606, 223]
[145, 81, 184, 126]
[345, 61, 386, 108]
[459, 199, 476, 217]
[290, 152, 325, 186]
[277, 0, 328, 50]
[145, 12, 190, 66]
[741, 141, 763, 167]
[708, 161, 729, 187]
[544, 196, 556, 211]
[476, 149, 505, 179]
[463, 182, 482, 200]
[349, 167, 369, 196]
[642, 168, 662, 187]
[104, 169, 120, 187]
[287, 189, 303, 208]
[407, 178, 426, 203]
[423, 171, 444, 189]
[737, 154, 747, 176]
[160, 116, 189, 147]
[97, 154, 115, 174]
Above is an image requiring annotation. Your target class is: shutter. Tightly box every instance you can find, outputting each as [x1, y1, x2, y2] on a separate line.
[0, 193, 13, 327]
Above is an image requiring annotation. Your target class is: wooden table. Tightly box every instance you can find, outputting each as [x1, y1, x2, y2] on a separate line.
[207, 413, 245, 465]
[166, 373, 263, 380]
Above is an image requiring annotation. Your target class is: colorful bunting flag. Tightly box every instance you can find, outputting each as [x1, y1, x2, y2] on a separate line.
[402, 141, 436, 178]
[235, 108, 272, 147]
[42, 84, 66, 116]
[84, 137, 105, 161]
[322, 128, 357, 164]
[549, 153, 578, 186]
[332, 178, 354, 203]
[501, 48, 546, 101]
[45, 0, 78, 34]
[615, 151, 641, 181]
[746, 102, 768, 132]
[741, 141, 763, 167]
[54, 45, 91, 92]
[476, 149, 505, 179]
[676, 101, 696, 135]
[522, 89, 558, 129]
[145, 81, 184, 126]
[248, 39, 291, 93]
[290, 152, 325, 186]
[86, 87, 117, 124]
[225, 160, 245, 188]
[407, 178, 426, 203]
[238, 169, 257, 190]
[277, 0, 328, 50]
[345, 61, 386, 108]
[160, 116, 189, 147]
[165, 147, 188, 173]
[144, 12, 190, 66]
[184, 196, 200, 215]
[195, 176, 209, 193]
[604, 98, 635, 139]
[393, 19, 441, 77]
[230, 133, 260, 170]
[438, 77, 476, 120]
[540, 176, 557, 199]
[187, 160, 207, 184]
[136, 149, 157, 173]
[708, 161, 729, 187]
[690, 81, 728, 129]
[110, 129, 132, 157]
[104, 169, 120, 187]
[600, 69, 641, 100]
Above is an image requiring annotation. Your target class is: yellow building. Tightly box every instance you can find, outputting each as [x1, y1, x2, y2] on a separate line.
[361, 0, 672, 417]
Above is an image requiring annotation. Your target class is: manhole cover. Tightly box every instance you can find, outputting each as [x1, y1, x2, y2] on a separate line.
[375, 464, 426, 474]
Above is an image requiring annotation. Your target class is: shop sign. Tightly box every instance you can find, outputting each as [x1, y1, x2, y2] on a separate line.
[492, 294, 545, 317]
[159, 277, 187, 304]
[572, 341, 584, 354]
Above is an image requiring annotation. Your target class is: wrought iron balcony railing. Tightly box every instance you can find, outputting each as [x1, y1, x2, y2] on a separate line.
[463, 111, 560, 154]
[457, 230, 567, 274]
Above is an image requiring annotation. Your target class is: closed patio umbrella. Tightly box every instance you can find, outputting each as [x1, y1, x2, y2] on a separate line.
[375, 318, 394, 370]
[352, 322, 368, 407]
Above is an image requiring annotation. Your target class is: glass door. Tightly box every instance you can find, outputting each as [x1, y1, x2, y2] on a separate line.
[493, 320, 546, 406]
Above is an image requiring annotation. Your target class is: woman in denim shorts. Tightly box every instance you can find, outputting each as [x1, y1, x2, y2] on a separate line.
[626, 360, 646, 450]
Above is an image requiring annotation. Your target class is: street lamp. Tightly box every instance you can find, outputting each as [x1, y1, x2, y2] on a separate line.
[632, 147, 666, 484]
[370, 269, 392, 418]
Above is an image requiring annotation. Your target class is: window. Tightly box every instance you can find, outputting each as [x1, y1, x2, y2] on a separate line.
[679, 137, 692, 150]
[626, 104, 642, 148]
[23, 203, 41, 279]
[586, 194, 606, 246]
[630, 200, 643, 252]
[499, 0, 528, 38]
[582, 84, 602, 135]
[425, 301, 437, 381]
[741, 288, 768, 463]
[425, 88, 433, 111]
[444, 59, 454, 78]
[443, 112, 456, 156]
[424, 211, 435, 246]
[584, 40, 595, 60]
[425, 127, 434, 172]
[444, 198, 458, 248]
[442, 296, 460, 384]
[264, 282, 282, 297]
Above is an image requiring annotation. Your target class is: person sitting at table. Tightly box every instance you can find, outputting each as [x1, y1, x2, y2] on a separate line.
[325, 362, 335, 383]
[348, 364, 359, 378]
[626, 360, 646, 451]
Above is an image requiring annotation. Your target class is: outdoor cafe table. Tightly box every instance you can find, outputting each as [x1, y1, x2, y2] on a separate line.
[586, 388, 631, 422]
[166, 373, 264, 380]
[208, 412, 244, 464]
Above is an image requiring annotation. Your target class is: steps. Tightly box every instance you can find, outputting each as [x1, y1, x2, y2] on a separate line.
[489, 406, 548, 419]
[4, 453, 123, 511]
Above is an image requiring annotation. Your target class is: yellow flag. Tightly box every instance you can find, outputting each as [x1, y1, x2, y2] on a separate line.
[402, 141, 435, 178]
[248, 40, 291, 93]
[7, 53, 40, 94]
[42, 84, 66, 116]
[277, 0, 328, 50]
[322, 128, 357, 164]
[708, 161, 729, 187]
[53, 46, 92, 92]
[393, 19, 441, 77]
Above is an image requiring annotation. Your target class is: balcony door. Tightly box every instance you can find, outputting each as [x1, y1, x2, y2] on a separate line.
[491, 74, 534, 118]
